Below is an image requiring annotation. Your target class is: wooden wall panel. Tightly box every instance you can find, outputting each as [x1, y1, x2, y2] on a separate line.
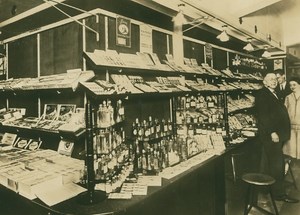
[213, 48, 228, 70]
[8, 35, 37, 79]
[40, 22, 83, 76]
[9, 94, 38, 117]
[153, 30, 169, 62]
[85, 15, 106, 52]
[183, 40, 205, 65]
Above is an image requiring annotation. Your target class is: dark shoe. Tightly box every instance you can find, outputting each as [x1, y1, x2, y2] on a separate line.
[275, 195, 299, 203]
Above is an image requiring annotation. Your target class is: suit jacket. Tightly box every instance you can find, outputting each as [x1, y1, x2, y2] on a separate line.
[255, 87, 291, 143]
[275, 83, 292, 103]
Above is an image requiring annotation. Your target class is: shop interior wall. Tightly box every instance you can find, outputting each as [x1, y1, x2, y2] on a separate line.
[4, 4, 271, 123]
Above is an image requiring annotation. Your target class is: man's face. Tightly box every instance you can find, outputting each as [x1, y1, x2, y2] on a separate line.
[264, 73, 278, 89]
[276, 73, 285, 84]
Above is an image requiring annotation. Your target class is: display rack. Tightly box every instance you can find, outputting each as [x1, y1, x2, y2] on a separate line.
[78, 49, 263, 205]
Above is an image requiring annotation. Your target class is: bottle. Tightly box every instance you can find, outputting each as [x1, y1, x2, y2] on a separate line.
[135, 140, 141, 173]
[101, 100, 109, 127]
[162, 119, 167, 137]
[107, 100, 115, 125]
[196, 123, 202, 135]
[118, 100, 125, 121]
[185, 96, 191, 109]
[148, 116, 155, 139]
[153, 151, 160, 173]
[190, 96, 196, 109]
[167, 119, 173, 136]
[120, 127, 126, 143]
[216, 123, 222, 134]
[155, 118, 161, 138]
[132, 118, 138, 139]
[188, 124, 194, 136]
[137, 119, 144, 141]
[147, 147, 153, 171]
[143, 120, 150, 142]
[141, 149, 147, 174]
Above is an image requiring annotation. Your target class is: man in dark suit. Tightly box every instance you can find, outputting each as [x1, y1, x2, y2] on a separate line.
[275, 69, 292, 103]
[255, 72, 298, 203]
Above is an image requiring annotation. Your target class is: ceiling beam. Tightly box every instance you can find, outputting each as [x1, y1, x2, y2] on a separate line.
[0, 0, 66, 28]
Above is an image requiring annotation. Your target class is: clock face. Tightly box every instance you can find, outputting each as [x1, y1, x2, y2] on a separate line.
[118, 24, 129, 35]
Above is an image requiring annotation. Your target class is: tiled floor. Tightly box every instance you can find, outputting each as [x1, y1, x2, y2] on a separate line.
[226, 159, 300, 215]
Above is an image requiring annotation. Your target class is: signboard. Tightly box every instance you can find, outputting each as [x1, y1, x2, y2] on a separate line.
[140, 24, 153, 53]
[205, 43, 213, 60]
[116, 16, 131, 47]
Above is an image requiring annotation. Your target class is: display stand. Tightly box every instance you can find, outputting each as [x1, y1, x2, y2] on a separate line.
[77, 99, 106, 204]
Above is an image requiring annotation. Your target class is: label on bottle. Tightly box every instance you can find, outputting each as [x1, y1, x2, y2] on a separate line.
[164, 125, 168, 132]
[208, 102, 214, 108]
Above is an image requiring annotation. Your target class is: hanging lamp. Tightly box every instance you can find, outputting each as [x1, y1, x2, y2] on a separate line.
[217, 25, 229, 42]
[262, 46, 271, 58]
[243, 38, 254, 52]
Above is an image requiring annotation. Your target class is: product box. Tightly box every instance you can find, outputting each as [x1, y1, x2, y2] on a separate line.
[18, 172, 63, 200]
[57, 140, 74, 156]
[1, 133, 17, 146]
[13, 137, 32, 149]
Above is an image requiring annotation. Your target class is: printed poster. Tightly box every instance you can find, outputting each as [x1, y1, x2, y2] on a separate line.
[116, 16, 131, 47]
[140, 24, 153, 53]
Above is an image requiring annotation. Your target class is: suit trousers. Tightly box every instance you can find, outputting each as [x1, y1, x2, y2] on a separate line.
[260, 140, 285, 197]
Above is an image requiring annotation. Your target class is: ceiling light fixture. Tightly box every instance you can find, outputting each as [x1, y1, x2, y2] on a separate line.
[243, 38, 254, 52]
[172, 3, 188, 26]
[217, 25, 229, 42]
[262, 46, 271, 58]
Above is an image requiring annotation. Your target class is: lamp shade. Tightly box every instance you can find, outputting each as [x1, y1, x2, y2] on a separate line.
[243, 42, 254, 52]
[262, 50, 271, 58]
[216, 30, 229, 42]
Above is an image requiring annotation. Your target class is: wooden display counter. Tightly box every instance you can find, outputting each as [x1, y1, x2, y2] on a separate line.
[0, 139, 257, 215]
[0, 154, 224, 215]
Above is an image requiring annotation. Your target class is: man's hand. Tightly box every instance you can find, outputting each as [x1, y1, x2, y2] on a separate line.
[271, 132, 279, 143]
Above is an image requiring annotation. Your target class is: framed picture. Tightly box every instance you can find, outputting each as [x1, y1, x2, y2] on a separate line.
[57, 104, 76, 122]
[43, 104, 59, 120]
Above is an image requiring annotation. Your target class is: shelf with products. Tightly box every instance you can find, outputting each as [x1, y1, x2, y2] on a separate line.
[0, 70, 95, 94]
[130, 116, 178, 175]
[82, 97, 133, 197]
[230, 54, 267, 75]
[174, 93, 227, 158]
[83, 50, 264, 83]
[80, 47, 265, 205]
[79, 74, 263, 103]
[0, 103, 86, 140]
[0, 71, 93, 153]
